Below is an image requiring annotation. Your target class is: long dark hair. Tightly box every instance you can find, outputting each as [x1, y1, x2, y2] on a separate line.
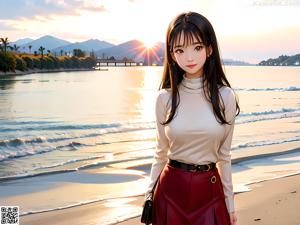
[159, 11, 240, 125]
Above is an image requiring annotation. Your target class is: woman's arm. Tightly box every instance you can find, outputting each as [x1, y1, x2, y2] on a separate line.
[145, 90, 170, 199]
[217, 87, 237, 213]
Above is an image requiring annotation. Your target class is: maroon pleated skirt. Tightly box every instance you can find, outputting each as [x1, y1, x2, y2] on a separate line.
[152, 163, 231, 225]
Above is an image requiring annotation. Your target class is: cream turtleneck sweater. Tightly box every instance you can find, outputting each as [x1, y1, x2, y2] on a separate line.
[146, 73, 237, 213]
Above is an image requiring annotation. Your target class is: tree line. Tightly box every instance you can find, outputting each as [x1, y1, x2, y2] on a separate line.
[0, 37, 97, 73]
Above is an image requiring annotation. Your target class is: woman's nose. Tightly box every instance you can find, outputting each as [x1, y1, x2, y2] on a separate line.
[186, 51, 194, 61]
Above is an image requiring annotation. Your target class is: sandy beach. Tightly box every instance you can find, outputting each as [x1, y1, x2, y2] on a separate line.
[19, 173, 300, 225]
[117, 175, 300, 225]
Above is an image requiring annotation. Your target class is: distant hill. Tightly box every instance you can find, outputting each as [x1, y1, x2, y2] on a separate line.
[20, 35, 71, 53]
[223, 58, 252, 66]
[52, 39, 114, 55]
[11, 38, 33, 46]
[95, 39, 144, 59]
[95, 40, 164, 64]
[258, 54, 300, 66]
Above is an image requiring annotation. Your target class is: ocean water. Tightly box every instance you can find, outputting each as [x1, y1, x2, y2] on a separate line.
[0, 66, 300, 224]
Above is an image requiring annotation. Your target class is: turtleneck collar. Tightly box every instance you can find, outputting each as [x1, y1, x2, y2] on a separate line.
[179, 73, 204, 93]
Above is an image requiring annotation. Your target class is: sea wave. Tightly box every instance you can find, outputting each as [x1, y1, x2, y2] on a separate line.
[0, 136, 47, 147]
[236, 107, 300, 124]
[1, 107, 300, 162]
[239, 107, 299, 117]
[232, 135, 300, 151]
[235, 86, 300, 91]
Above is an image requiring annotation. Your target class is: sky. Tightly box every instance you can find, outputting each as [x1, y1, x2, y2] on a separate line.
[0, 0, 300, 63]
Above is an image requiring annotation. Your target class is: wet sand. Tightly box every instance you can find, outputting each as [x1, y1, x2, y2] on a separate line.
[20, 173, 300, 225]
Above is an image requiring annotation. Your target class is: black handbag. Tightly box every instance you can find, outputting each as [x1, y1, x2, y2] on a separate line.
[141, 195, 154, 224]
[141, 173, 161, 224]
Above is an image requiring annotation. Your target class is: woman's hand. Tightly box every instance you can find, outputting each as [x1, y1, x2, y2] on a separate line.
[229, 212, 237, 225]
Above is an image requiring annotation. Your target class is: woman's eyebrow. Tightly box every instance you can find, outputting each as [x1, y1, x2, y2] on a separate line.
[174, 41, 203, 48]
[192, 41, 203, 46]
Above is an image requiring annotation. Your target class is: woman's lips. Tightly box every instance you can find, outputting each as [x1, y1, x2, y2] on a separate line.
[186, 64, 197, 68]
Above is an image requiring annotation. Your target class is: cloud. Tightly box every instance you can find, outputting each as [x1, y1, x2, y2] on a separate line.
[0, 22, 19, 31]
[0, 0, 107, 20]
[79, 4, 106, 13]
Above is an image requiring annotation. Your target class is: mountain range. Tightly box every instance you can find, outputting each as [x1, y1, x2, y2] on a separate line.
[10, 35, 252, 65]
[11, 35, 165, 64]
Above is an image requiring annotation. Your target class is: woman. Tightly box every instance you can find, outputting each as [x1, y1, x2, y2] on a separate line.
[144, 11, 240, 225]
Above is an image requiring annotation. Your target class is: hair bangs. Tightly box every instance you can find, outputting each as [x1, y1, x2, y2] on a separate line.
[170, 23, 203, 52]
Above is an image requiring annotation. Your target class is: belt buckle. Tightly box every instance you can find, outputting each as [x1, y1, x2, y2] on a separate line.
[203, 164, 211, 172]
[190, 164, 198, 172]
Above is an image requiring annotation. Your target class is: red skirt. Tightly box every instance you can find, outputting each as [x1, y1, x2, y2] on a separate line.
[152, 163, 231, 225]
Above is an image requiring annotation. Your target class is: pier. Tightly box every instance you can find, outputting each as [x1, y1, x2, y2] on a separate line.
[96, 59, 140, 67]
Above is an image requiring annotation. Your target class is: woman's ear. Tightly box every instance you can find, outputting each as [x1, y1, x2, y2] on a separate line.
[207, 45, 213, 57]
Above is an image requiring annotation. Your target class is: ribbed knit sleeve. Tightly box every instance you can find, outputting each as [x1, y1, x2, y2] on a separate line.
[217, 87, 237, 213]
[145, 90, 170, 199]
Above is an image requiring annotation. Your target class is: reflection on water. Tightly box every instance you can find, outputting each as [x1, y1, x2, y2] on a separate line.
[0, 76, 19, 90]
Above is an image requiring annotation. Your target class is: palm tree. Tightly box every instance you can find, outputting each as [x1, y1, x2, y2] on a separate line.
[12, 44, 20, 52]
[47, 50, 51, 56]
[28, 45, 32, 53]
[0, 37, 9, 54]
[60, 49, 64, 56]
[38, 46, 45, 58]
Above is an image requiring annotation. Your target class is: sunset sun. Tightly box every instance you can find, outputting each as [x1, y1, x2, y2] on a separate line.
[143, 39, 157, 49]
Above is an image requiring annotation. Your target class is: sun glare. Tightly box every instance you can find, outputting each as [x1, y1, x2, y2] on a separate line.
[143, 40, 157, 49]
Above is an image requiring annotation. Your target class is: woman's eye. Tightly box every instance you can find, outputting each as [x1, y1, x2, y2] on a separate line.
[195, 46, 204, 51]
[175, 49, 183, 54]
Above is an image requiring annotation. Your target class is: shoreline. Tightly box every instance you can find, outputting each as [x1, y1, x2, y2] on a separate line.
[0, 68, 105, 77]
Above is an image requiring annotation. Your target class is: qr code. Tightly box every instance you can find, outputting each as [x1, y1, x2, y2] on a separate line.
[0, 206, 19, 225]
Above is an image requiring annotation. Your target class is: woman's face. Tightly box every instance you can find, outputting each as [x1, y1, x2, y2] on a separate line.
[171, 32, 212, 77]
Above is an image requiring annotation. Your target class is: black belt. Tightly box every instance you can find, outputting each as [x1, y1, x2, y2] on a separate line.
[168, 159, 216, 172]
